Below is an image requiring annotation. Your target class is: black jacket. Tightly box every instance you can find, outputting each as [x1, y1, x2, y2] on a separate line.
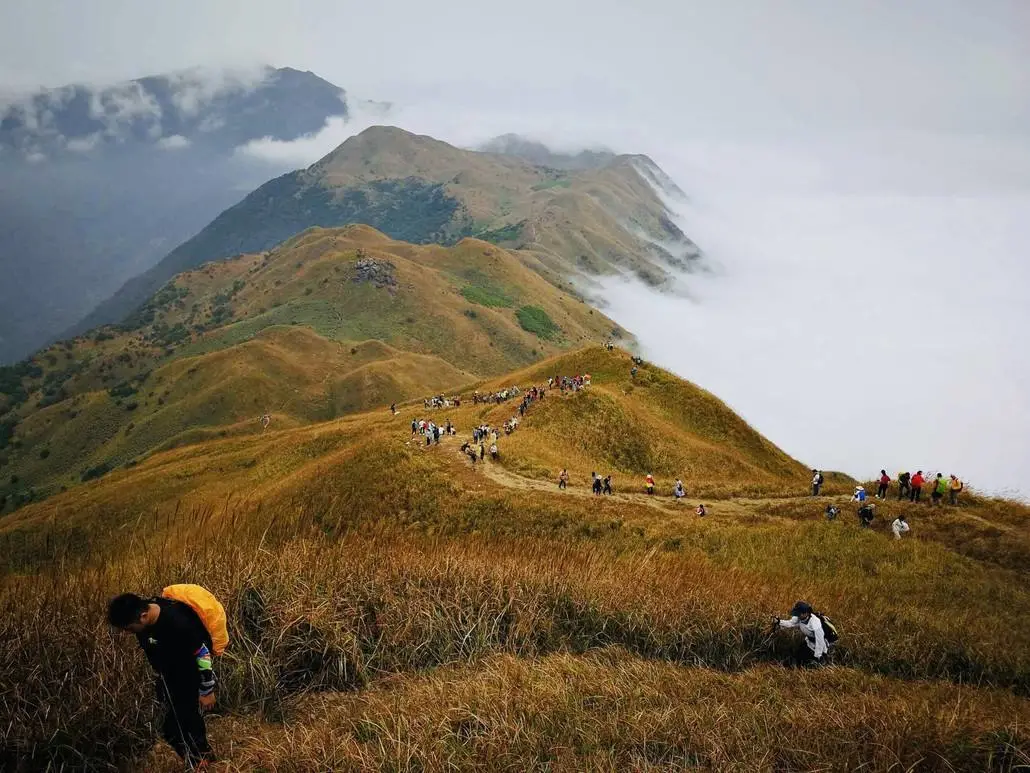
[136, 597, 215, 697]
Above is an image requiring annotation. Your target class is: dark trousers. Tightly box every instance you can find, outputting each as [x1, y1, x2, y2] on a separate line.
[877, 483, 889, 498]
[558, 479, 566, 489]
[812, 484, 821, 496]
[161, 688, 211, 764]
[603, 484, 612, 495]
[949, 489, 958, 505]
[910, 486, 921, 502]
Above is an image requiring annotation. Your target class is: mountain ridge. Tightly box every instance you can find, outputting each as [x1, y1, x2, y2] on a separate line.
[71, 125, 702, 336]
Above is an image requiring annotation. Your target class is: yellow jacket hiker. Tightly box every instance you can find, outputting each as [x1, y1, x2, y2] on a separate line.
[108, 588, 228, 768]
[949, 475, 964, 505]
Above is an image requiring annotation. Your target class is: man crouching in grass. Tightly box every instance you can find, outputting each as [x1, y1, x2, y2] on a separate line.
[108, 593, 216, 769]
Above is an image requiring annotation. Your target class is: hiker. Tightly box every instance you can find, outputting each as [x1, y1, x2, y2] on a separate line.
[489, 442, 498, 460]
[877, 470, 890, 499]
[411, 419, 418, 437]
[910, 470, 925, 502]
[673, 479, 685, 499]
[892, 513, 911, 539]
[897, 471, 911, 500]
[931, 473, 948, 506]
[603, 475, 613, 495]
[479, 443, 485, 461]
[858, 503, 876, 528]
[645, 473, 655, 496]
[630, 366, 638, 379]
[949, 474, 963, 505]
[696, 503, 707, 517]
[811, 469, 824, 496]
[558, 469, 569, 490]
[825, 504, 840, 521]
[107, 591, 221, 768]
[390, 403, 397, 415]
[592, 472, 603, 496]
[772, 601, 836, 667]
[851, 486, 867, 503]
[433, 424, 441, 444]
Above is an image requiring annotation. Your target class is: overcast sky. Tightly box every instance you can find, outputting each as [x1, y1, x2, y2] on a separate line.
[2, 0, 1028, 493]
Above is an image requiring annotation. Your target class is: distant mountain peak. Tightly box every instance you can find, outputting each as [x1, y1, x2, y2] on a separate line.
[0, 65, 348, 159]
[478, 133, 617, 171]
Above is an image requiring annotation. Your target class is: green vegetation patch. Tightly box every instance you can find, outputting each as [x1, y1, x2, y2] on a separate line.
[516, 306, 560, 341]
[474, 221, 525, 245]
[460, 284, 515, 308]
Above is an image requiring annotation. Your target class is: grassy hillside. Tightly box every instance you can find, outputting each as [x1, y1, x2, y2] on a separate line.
[2, 349, 1030, 770]
[74, 125, 701, 332]
[0, 227, 617, 509]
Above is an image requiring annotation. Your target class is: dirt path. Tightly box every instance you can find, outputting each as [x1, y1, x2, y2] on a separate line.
[412, 431, 761, 518]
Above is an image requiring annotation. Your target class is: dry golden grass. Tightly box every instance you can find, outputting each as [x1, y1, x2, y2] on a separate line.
[2, 347, 1030, 770]
[1, 229, 617, 506]
[202, 650, 1030, 772]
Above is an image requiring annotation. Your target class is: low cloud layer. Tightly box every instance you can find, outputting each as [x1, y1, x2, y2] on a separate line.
[596, 168, 1030, 498]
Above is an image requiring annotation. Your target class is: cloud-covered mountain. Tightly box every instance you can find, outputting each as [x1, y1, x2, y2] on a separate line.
[0, 66, 350, 364]
[0, 66, 346, 158]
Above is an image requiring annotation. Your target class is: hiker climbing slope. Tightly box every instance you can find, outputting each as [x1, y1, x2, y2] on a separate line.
[910, 470, 926, 502]
[877, 470, 891, 499]
[811, 470, 824, 496]
[772, 601, 838, 667]
[897, 471, 911, 500]
[949, 474, 964, 505]
[108, 587, 229, 768]
[932, 473, 948, 506]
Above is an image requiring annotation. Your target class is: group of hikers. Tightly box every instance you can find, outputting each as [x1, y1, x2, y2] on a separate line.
[825, 499, 911, 539]
[811, 469, 964, 505]
[557, 469, 706, 516]
[422, 394, 461, 409]
[461, 423, 500, 462]
[471, 386, 521, 405]
[412, 417, 457, 446]
[549, 373, 590, 394]
[816, 468, 964, 541]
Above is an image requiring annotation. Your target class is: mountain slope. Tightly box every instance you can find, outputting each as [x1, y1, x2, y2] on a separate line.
[0, 225, 618, 506]
[0, 66, 351, 363]
[4, 331, 1030, 770]
[75, 126, 701, 334]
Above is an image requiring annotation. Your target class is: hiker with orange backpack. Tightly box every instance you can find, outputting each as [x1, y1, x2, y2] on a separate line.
[108, 586, 229, 769]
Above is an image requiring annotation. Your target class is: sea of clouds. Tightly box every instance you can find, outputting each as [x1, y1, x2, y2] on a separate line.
[134, 92, 1030, 498]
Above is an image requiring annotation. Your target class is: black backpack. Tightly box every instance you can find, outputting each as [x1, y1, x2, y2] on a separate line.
[815, 612, 840, 644]
[817, 473, 825, 485]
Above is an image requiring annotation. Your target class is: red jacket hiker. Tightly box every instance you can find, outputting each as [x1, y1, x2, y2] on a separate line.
[911, 472, 925, 488]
